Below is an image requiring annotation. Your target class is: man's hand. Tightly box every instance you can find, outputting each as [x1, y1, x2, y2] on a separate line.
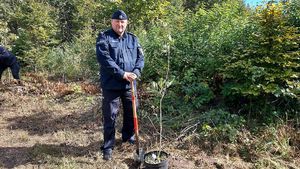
[123, 72, 137, 82]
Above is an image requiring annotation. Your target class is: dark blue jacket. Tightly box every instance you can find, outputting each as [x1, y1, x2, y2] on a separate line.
[96, 29, 144, 90]
[0, 46, 17, 67]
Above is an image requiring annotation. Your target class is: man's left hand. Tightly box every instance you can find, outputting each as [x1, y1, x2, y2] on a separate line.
[123, 72, 137, 82]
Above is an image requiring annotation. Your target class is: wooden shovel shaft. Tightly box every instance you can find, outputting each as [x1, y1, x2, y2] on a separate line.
[131, 81, 140, 151]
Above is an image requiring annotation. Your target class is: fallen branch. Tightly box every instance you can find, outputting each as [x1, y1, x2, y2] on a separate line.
[176, 121, 201, 141]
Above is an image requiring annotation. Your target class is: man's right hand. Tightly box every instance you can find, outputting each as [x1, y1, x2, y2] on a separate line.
[123, 72, 137, 82]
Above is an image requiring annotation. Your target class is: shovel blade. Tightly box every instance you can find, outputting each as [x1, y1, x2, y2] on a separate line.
[134, 148, 145, 163]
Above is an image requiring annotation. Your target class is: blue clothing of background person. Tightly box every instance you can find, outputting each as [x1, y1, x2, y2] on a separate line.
[96, 10, 144, 160]
[0, 46, 20, 81]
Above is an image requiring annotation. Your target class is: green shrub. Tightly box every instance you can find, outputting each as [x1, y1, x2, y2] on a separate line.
[39, 28, 97, 80]
[10, 0, 59, 69]
[199, 109, 246, 143]
[221, 2, 300, 115]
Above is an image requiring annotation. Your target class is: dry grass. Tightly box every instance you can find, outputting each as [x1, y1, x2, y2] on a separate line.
[0, 74, 183, 169]
[1, 73, 298, 169]
[252, 125, 300, 169]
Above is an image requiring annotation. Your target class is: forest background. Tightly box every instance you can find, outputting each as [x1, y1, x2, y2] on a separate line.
[0, 0, 299, 168]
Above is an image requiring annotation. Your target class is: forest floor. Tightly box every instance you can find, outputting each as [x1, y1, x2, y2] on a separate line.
[0, 73, 269, 169]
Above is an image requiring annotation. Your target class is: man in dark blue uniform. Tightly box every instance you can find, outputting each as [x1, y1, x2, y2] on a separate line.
[96, 10, 144, 160]
[0, 46, 21, 83]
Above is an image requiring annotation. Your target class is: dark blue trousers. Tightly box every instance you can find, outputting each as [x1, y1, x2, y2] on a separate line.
[101, 88, 138, 152]
[0, 62, 20, 80]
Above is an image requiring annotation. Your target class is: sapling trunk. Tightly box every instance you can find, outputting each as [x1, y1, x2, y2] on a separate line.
[158, 44, 170, 161]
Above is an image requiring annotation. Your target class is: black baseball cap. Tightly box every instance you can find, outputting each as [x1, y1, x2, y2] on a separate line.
[111, 10, 128, 20]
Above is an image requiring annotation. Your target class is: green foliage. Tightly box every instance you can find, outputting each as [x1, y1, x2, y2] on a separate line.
[138, 26, 172, 82]
[118, 0, 171, 29]
[0, 3, 17, 47]
[0, 22, 16, 49]
[182, 77, 214, 109]
[49, 0, 100, 43]
[92, 0, 172, 31]
[199, 109, 246, 143]
[139, 1, 248, 111]
[221, 2, 300, 114]
[40, 28, 96, 80]
[286, 0, 300, 27]
[170, 0, 248, 107]
[183, 0, 230, 11]
[8, 0, 59, 69]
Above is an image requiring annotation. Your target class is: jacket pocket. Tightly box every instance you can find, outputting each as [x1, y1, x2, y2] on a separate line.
[127, 44, 136, 59]
[109, 41, 119, 61]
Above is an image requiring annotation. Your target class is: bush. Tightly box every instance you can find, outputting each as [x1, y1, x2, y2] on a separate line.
[221, 2, 300, 116]
[10, 0, 59, 69]
[199, 109, 246, 143]
[39, 28, 97, 81]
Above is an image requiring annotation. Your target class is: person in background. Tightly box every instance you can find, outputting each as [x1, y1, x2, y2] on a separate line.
[0, 45, 21, 84]
[96, 9, 145, 161]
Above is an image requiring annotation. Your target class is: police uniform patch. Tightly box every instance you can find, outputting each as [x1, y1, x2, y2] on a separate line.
[96, 40, 105, 45]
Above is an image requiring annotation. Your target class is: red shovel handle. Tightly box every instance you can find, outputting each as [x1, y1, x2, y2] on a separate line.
[131, 81, 140, 145]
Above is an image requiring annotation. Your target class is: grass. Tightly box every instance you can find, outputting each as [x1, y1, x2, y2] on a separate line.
[0, 73, 299, 169]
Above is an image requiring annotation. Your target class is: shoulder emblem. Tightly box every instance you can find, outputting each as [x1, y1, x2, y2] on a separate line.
[96, 32, 107, 45]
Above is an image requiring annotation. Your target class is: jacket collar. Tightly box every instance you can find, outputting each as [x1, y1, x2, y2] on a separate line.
[110, 29, 127, 39]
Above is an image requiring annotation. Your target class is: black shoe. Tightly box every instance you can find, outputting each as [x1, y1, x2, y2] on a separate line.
[103, 149, 112, 161]
[122, 137, 135, 145]
[128, 138, 135, 145]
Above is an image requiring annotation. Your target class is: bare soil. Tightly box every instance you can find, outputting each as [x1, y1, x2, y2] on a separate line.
[0, 74, 254, 169]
